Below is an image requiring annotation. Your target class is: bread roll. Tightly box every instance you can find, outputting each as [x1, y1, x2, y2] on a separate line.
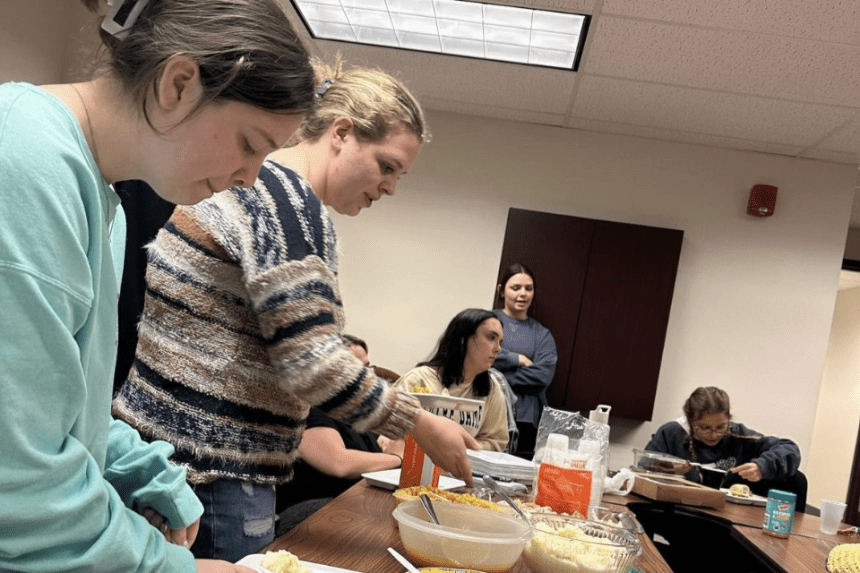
[729, 484, 751, 498]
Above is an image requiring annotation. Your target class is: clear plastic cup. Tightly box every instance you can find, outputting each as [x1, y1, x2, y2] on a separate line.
[819, 499, 847, 535]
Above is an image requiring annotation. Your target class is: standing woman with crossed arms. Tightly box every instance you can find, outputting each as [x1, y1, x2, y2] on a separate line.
[0, 1, 317, 571]
[492, 263, 558, 458]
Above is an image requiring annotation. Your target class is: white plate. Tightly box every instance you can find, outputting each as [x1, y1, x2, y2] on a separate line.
[720, 487, 767, 506]
[362, 468, 466, 491]
[412, 393, 482, 412]
[236, 553, 363, 573]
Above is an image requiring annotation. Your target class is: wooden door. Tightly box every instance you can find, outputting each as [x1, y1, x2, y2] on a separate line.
[494, 209, 592, 410]
[567, 220, 683, 419]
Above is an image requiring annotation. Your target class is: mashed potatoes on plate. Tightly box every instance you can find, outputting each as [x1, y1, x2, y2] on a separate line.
[259, 550, 310, 573]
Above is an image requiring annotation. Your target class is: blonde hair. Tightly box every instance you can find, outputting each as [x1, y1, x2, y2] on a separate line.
[289, 56, 429, 146]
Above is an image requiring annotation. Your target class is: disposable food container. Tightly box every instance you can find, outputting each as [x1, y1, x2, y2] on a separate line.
[631, 448, 691, 475]
[523, 513, 641, 573]
[392, 500, 531, 573]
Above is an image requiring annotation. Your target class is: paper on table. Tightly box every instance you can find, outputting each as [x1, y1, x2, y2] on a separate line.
[362, 468, 466, 491]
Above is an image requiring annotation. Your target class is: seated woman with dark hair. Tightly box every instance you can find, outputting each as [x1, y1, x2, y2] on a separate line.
[394, 308, 511, 452]
[645, 385, 805, 510]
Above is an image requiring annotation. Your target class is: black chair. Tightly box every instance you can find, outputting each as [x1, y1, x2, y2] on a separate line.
[745, 470, 808, 513]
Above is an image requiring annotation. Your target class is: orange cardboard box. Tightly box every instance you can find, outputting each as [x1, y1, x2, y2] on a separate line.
[632, 472, 726, 509]
[398, 436, 441, 489]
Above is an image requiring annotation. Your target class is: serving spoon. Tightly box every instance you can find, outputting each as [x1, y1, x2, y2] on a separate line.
[419, 493, 441, 525]
[482, 474, 532, 524]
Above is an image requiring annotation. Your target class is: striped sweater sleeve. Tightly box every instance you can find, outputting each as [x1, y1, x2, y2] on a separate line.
[198, 162, 420, 437]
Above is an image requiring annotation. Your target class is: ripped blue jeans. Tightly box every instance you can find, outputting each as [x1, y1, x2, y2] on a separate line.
[191, 479, 276, 561]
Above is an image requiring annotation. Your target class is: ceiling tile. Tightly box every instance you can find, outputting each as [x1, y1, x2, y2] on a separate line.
[601, 0, 860, 45]
[584, 16, 860, 107]
[421, 97, 565, 127]
[279, 0, 860, 180]
[799, 148, 859, 164]
[567, 117, 807, 159]
[808, 114, 860, 154]
[476, 0, 595, 13]
[308, 39, 578, 114]
[571, 76, 857, 147]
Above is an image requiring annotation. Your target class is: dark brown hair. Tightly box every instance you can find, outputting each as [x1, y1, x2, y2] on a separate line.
[494, 262, 536, 312]
[683, 386, 731, 423]
[79, 0, 316, 130]
[419, 309, 501, 398]
[682, 386, 759, 463]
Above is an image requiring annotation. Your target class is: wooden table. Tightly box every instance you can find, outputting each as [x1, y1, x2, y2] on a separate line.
[604, 492, 854, 573]
[267, 481, 674, 573]
[732, 525, 840, 573]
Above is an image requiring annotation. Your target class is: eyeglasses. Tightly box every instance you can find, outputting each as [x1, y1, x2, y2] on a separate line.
[693, 423, 729, 437]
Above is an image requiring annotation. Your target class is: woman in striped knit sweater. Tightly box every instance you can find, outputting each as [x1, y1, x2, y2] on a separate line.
[112, 59, 480, 560]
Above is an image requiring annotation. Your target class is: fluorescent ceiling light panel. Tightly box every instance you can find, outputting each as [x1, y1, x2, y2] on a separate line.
[291, 0, 588, 70]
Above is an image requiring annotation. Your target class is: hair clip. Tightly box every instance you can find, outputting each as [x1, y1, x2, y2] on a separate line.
[316, 78, 335, 96]
[102, 0, 151, 40]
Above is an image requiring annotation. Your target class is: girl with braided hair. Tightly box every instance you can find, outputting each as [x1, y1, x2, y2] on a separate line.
[644, 386, 805, 510]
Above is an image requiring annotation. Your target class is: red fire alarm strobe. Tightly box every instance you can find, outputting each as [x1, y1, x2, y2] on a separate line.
[747, 184, 778, 217]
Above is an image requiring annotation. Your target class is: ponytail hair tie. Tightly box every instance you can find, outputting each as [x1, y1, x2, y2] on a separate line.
[316, 78, 335, 96]
[102, 0, 151, 40]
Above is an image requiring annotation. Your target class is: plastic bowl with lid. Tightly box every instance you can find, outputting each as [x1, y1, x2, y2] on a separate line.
[523, 513, 641, 573]
[392, 500, 531, 573]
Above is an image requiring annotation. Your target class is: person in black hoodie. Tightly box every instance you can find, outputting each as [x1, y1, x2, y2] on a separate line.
[645, 385, 804, 509]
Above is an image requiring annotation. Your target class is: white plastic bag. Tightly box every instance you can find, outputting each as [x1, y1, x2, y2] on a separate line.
[532, 408, 610, 515]
[603, 467, 636, 496]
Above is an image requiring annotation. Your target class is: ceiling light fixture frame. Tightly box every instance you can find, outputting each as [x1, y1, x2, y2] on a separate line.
[287, 0, 590, 72]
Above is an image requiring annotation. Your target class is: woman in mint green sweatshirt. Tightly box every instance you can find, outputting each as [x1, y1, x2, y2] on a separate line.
[0, 1, 315, 571]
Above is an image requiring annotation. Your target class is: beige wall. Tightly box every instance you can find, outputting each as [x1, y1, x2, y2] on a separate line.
[331, 111, 856, 474]
[6, 0, 859, 501]
[810, 287, 860, 506]
[0, 1, 96, 85]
